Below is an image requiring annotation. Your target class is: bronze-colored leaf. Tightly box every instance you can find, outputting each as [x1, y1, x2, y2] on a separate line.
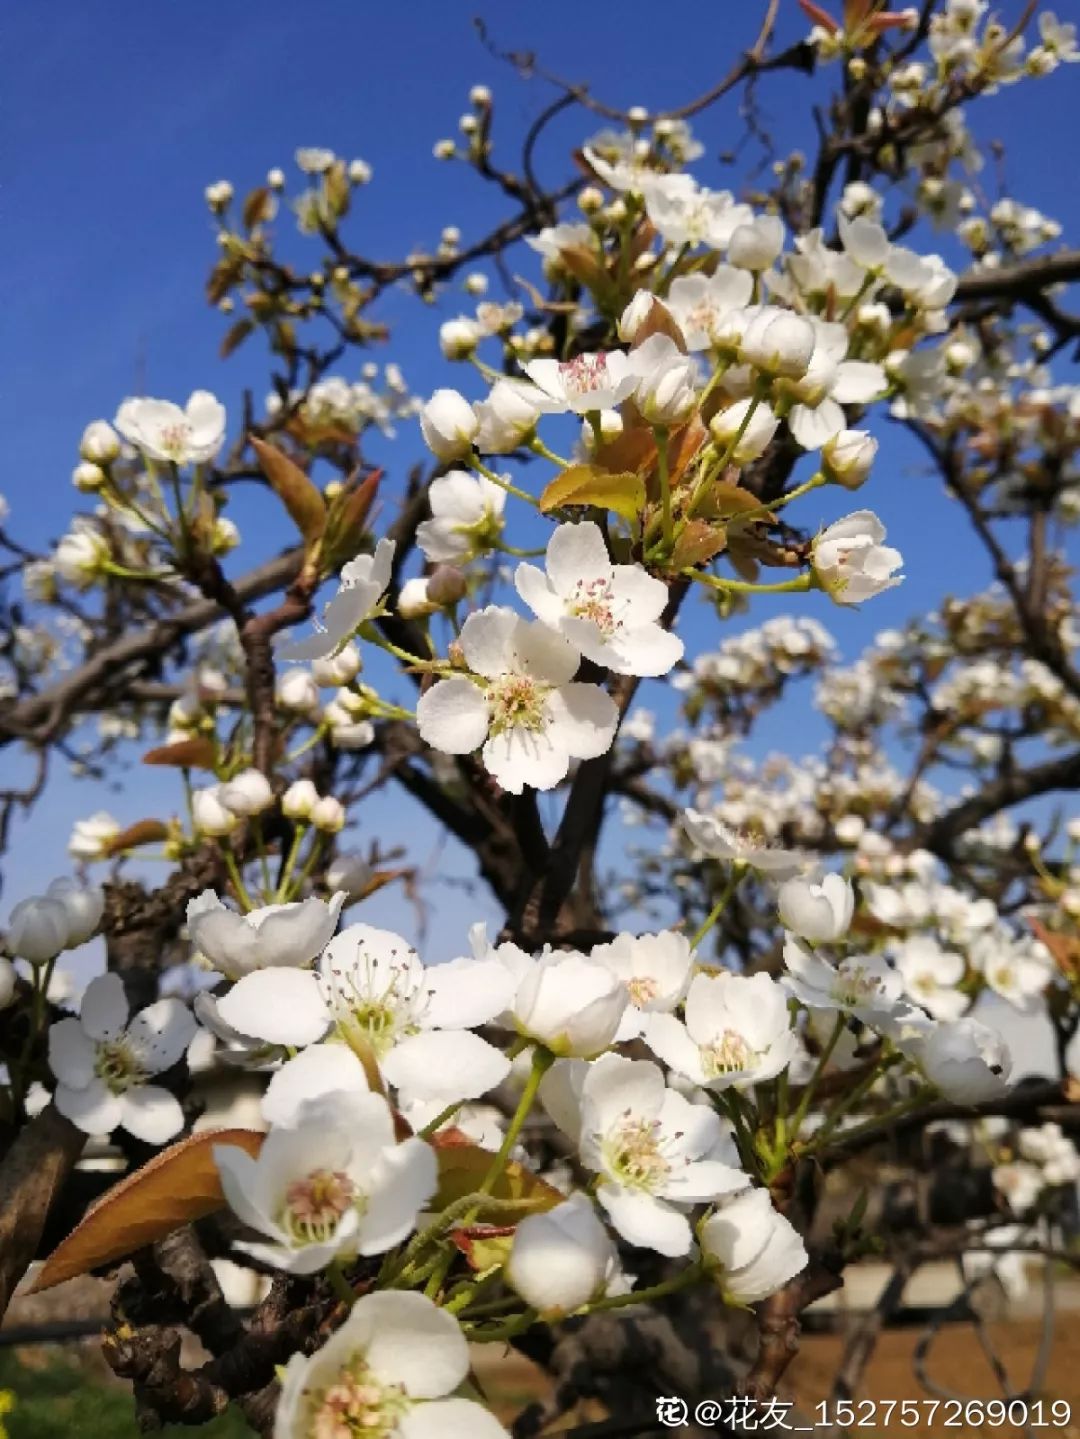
[142, 737, 217, 771]
[250, 436, 326, 546]
[102, 819, 171, 855]
[539, 465, 646, 522]
[219, 318, 255, 359]
[30, 1129, 265, 1292]
[670, 520, 728, 570]
[431, 1138, 562, 1223]
[242, 186, 273, 230]
[628, 296, 687, 352]
[700, 480, 761, 521]
[322, 470, 382, 568]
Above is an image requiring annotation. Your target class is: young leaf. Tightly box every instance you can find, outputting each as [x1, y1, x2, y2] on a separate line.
[142, 737, 217, 771]
[539, 465, 646, 522]
[30, 1128, 265, 1292]
[431, 1137, 563, 1222]
[102, 819, 171, 855]
[251, 435, 327, 546]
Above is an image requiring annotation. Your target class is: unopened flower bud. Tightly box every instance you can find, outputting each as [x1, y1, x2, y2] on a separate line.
[469, 84, 492, 107]
[219, 768, 274, 817]
[267, 167, 286, 190]
[347, 158, 372, 184]
[709, 398, 780, 463]
[578, 186, 604, 215]
[311, 644, 362, 687]
[205, 180, 234, 213]
[433, 139, 457, 160]
[73, 462, 107, 493]
[741, 309, 817, 379]
[326, 852, 373, 896]
[6, 896, 71, 963]
[282, 779, 319, 820]
[727, 215, 785, 272]
[277, 667, 320, 712]
[80, 420, 121, 466]
[822, 430, 877, 490]
[427, 565, 468, 607]
[420, 389, 479, 461]
[192, 786, 238, 837]
[439, 318, 481, 360]
[46, 878, 105, 947]
[310, 795, 346, 833]
[397, 576, 437, 619]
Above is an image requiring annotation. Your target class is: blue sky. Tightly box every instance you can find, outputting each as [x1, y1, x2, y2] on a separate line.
[3, 2, 1078, 959]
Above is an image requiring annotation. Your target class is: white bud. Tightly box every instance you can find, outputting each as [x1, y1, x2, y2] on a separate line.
[191, 785, 238, 837]
[469, 84, 492, 107]
[741, 309, 817, 379]
[419, 389, 479, 461]
[277, 667, 321, 713]
[578, 186, 604, 215]
[922, 1019, 1011, 1103]
[73, 462, 107, 493]
[822, 430, 877, 490]
[727, 216, 785, 272]
[205, 180, 234, 212]
[80, 420, 121, 466]
[701, 1189, 808, 1305]
[6, 896, 71, 963]
[397, 576, 437, 619]
[439, 318, 481, 360]
[507, 1196, 618, 1314]
[219, 768, 274, 817]
[311, 645, 361, 687]
[45, 878, 105, 947]
[282, 779, 319, 820]
[267, 167, 286, 190]
[618, 292, 657, 344]
[433, 139, 457, 160]
[709, 398, 780, 463]
[777, 873, 854, 943]
[310, 796, 346, 833]
[347, 158, 372, 185]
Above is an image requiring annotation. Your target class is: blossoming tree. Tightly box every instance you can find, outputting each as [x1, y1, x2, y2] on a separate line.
[2, 2, 1080, 1433]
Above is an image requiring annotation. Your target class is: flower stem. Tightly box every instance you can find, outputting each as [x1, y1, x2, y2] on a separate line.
[685, 569, 813, 597]
[691, 862, 745, 950]
[223, 846, 254, 912]
[327, 1260, 357, 1309]
[789, 1013, 846, 1141]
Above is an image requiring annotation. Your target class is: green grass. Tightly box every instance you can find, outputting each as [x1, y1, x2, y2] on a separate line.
[0, 1348, 254, 1438]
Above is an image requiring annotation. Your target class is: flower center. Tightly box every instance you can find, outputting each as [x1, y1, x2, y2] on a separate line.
[282, 1169, 358, 1246]
[832, 962, 884, 1009]
[627, 975, 659, 1007]
[321, 943, 427, 1058]
[559, 354, 610, 397]
[487, 674, 550, 735]
[568, 577, 620, 637]
[306, 1357, 410, 1439]
[703, 1028, 756, 1077]
[604, 1117, 670, 1191]
[158, 421, 192, 460]
[94, 1038, 146, 1095]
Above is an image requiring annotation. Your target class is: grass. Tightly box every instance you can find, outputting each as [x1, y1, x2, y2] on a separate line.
[0, 1347, 254, 1438]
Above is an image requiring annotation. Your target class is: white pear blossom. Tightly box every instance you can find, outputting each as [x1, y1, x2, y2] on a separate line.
[812, 511, 903, 604]
[892, 936, 969, 1020]
[709, 397, 780, 462]
[701, 1188, 808, 1304]
[278, 539, 395, 662]
[191, 785, 239, 837]
[219, 768, 275, 817]
[590, 931, 695, 1039]
[665, 270, 753, 351]
[473, 378, 548, 452]
[515, 523, 683, 677]
[644, 175, 753, 251]
[728, 215, 785, 271]
[68, 811, 121, 861]
[505, 946, 629, 1058]
[55, 521, 109, 588]
[785, 320, 887, 450]
[43, 878, 105, 948]
[681, 809, 806, 878]
[507, 1193, 628, 1315]
[783, 937, 905, 1023]
[777, 873, 854, 943]
[318, 923, 515, 1102]
[6, 895, 72, 963]
[416, 606, 618, 793]
[420, 388, 480, 461]
[48, 973, 195, 1143]
[920, 1017, 1012, 1103]
[275, 1291, 508, 1439]
[822, 429, 878, 488]
[186, 890, 346, 980]
[631, 334, 699, 427]
[740, 308, 817, 380]
[522, 350, 640, 414]
[971, 933, 1052, 1012]
[114, 391, 226, 465]
[416, 470, 506, 563]
[542, 1055, 747, 1255]
[214, 1090, 436, 1273]
[646, 972, 798, 1091]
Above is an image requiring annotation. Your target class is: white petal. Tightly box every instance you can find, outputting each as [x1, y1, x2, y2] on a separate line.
[544, 684, 618, 760]
[214, 1144, 278, 1235]
[788, 398, 845, 450]
[48, 1017, 96, 1087]
[514, 617, 580, 686]
[483, 726, 568, 794]
[424, 958, 516, 1029]
[120, 1085, 185, 1144]
[416, 679, 491, 754]
[459, 606, 517, 678]
[54, 1077, 123, 1136]
[641, 1013, 706, 1083]
[604, 622, 684, 677]
[80, 973, 129, 1040]
[262, 1043, 369, 1127]
[399, 1399, 509, 1439]
[127, 998, 196, 1073]
[831, 360, 887, 405]
[545, 522, 611, 595]
[382, 1031, 511, 1103]
[599, 1185, 692, 1256]
[514, 564, 563, 628]
[362, 1291, 470, 1398]
[357, 1137, 438, 1253]
[216, 969, 329, 1046]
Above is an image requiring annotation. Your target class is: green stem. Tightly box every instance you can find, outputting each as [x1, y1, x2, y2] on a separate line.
[685, 569, 813, 597]
[790, 1013, 846, 1141]
[327, 1260, 357, 1309]
[274, 825, 306, 903]
[529, 437, 570, 468]
[418, 1100, 464, 1138]
[479, 1046, 552, 1195]
[223, 846, 254, 912]
[472, 460, 537, 507]
[800, 1086, 937, 1157]
[691, 863, 745, 950]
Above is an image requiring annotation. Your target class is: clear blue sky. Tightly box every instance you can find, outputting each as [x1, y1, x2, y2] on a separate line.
[2, 2, 1078, 957]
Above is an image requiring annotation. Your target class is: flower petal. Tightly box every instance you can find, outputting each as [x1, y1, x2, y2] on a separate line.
[416, 678, 491, 755]
[261, 1043, 369, 1127]
[357, 1137, 438, 1253]
[80, 972, 129, 1041]
[216, 969, 329, 1046]
[399, 1398, 509, 1439]
[382, 1030, 511, 1103]
[127, 998, 197, 1074]
[362, 1291, 469, 1398]
[48, 1017, 96, 1087]
[54, 1077, 123, 1136]
[120, 1085, 185, 1144]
